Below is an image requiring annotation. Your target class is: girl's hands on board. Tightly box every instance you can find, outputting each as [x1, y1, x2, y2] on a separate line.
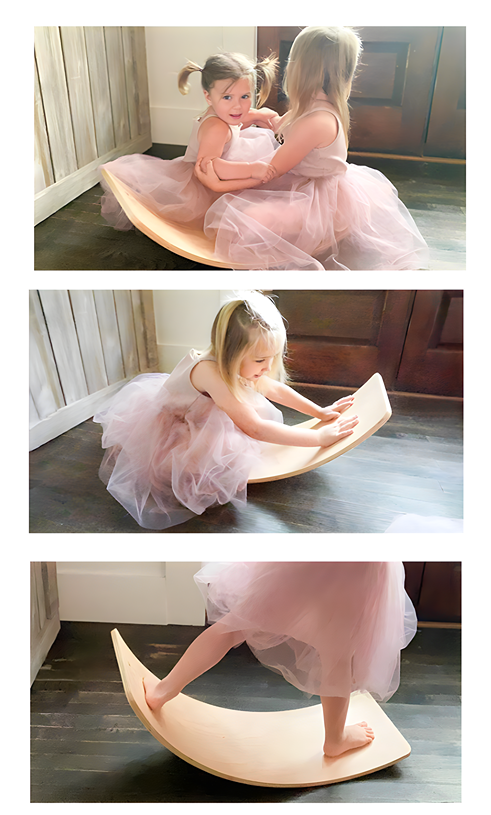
[316, 395, 355, 422]
[317, 414, 359, 447]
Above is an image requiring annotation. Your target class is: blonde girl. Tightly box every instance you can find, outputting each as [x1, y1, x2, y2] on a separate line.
[196, 26, 429, 271]
[94, 292, 358, 530]
[99, 52, 280, 231]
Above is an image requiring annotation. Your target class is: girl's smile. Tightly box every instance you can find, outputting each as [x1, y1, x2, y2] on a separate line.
[203, 77, 253, 126]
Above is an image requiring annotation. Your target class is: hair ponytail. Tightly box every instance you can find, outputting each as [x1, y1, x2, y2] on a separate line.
[254, 54, 279, 107]
[177, 60, 203, 96]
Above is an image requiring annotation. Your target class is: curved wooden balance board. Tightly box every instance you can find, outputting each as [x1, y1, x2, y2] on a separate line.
[111, 628, 410, 788]
[248, 372, 391, 483]
[100, 167, 249, 269]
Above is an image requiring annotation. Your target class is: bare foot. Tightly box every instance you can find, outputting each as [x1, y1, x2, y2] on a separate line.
[323, 721, 375, 757]
[143, 675, 179, 711]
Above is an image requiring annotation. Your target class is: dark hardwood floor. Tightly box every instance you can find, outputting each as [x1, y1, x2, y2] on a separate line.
[29, 387, 463, 534]
[30, 621, 461, 803]
[34, 150, 465, 271]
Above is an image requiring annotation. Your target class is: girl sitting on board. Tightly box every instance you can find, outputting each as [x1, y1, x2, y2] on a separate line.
[196, 26, 429, 271]
[93, 292, 358, 530]
[100, 51, 279, 231]
[144, 561, 417, 757]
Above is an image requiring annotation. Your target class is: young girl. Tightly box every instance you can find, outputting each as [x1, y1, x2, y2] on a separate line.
[144, 562, 417, 757]
[197, 26, 430, 271]
[100, 52, 279, 231]
[93, 292, 358, 530]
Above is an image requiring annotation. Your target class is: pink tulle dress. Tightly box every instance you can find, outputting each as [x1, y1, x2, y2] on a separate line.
[93, 351, 283, 529]
[195, 562, 417, 701]
[205, 103, 429, 270]
[100, 103, 428, 271]
[100, 112, 277, 231]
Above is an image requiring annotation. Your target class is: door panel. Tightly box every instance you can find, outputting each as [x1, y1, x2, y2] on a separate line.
[403, 562, 461, 623]
[395, 291, 463, 396]
[272, 290, 463, 396]
[424, 27, 466, 159]
[273, 290, 413, 388]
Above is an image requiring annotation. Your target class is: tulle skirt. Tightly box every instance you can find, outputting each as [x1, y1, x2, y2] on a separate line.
[195, 562, 417, 701]
[204, 163, 429, 271]
[99, 127, 277, 233]
[93, 374, 264, 529]
[100, 154, 219, 232]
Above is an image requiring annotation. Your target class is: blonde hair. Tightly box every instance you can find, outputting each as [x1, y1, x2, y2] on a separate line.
[178, 52, 278, 108]
[280, 26, 362, 145]
[204, 292, 288, 400]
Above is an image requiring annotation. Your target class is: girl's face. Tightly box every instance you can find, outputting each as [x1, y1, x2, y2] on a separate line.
[239, 341, 276, 381]
[203, 77, 253, 125]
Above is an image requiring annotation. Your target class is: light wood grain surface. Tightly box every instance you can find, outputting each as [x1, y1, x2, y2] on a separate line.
[111, 628, 410, 788]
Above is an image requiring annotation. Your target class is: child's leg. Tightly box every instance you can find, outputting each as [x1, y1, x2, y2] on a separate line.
[321, 695, 375, 757]
[144, 622, 242, 711]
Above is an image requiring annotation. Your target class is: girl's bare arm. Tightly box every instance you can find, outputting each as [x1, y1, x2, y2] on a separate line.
[195, 116, 231, 164]
[260, 378, 354, 420]
[208, 157, 274, 181]
[191, 361, 357, 447]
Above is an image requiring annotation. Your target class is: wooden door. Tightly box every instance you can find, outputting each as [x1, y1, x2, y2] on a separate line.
[257, 26, 465, 158]
[272, 290, 462, 397]
[424, 28, 466, 159]
[404, 562, 461, 624]
[395, 291, 463, 397]
[273, 290, 413, 389]
[29, 290, 158, 450]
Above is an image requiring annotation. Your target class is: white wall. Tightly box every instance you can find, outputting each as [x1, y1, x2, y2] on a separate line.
[145, 27, 256, 145]
[56, 562, 205, 626]
[153, 290, 235, 371]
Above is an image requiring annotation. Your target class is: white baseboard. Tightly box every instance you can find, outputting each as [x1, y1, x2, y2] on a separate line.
[57, 563, 205, 626]
[29, 378, 131, 451]
[35, 133, 152, 225]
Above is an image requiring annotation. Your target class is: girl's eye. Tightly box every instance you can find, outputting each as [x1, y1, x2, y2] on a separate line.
[223, 95, 232, 100]
[242, 94, 250, 99]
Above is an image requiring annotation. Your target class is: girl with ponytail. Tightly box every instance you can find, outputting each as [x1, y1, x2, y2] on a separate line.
[99, 51, 280, 232]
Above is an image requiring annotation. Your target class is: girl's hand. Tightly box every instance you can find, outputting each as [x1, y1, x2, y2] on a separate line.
[250, 161, 277, 183]
[317, 415, 359, 447]
[194, 157, 223, 191]
[317, 396, 355, 421]
[245, 107, 281, 130]
[198, 156, 217, 173]
[316, 396, 355, 422]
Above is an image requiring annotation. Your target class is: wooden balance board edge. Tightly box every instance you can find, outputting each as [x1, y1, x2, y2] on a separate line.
[100, 167, 251, 269]
[248, 371, 392, 483]
[111, 628, 410, 788]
